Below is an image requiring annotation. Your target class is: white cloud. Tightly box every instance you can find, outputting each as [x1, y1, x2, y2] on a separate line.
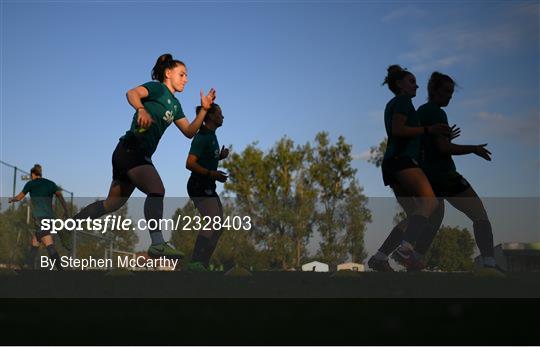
[456, 87, 538, 109]
[352, 150, 372, 161]
[410, 55, 465, 73]
[399, 3, 537, 71]
[474, 110, 539, 146]
[382, 5, 427, 22]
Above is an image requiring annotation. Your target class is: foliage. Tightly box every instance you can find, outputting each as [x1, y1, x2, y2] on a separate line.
[424, 225, 475, 271]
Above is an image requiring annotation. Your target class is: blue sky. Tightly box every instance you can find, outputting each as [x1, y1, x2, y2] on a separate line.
[1, 1, 539, 253]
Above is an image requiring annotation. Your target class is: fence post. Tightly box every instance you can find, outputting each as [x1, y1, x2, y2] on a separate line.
[109, 237, 114, 269]
[70, 192, 74, 216]
[72, 229, 77, 259]
[11, 166, 17, 211]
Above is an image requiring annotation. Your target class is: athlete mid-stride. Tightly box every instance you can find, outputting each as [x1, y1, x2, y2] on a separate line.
[368, 65, 457, 272]
[185, 104, 228, 271]
[9, 164, 69, 270]
[72, 53, 216, 260]
[413, 72, 500, 272]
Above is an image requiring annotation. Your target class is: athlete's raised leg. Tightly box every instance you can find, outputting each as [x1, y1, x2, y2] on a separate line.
[445, 186, 495, 266]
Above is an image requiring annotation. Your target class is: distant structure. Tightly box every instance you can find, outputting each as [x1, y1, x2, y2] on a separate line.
[475, 243, 540, 272]
[301, 261, 329, 272]
[337, 262, 365, 272]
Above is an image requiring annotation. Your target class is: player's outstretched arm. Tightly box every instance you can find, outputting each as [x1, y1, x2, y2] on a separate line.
[175, 88, 216, 138]
[8, 192, 26, 203]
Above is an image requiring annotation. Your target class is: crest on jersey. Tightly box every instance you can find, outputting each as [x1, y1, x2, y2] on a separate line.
[163, 110, 174, 124]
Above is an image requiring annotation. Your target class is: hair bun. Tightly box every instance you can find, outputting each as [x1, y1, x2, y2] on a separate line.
[160, 53, 173, 63]
[30, 164, 42, 176]
[387, 64, 404, 74]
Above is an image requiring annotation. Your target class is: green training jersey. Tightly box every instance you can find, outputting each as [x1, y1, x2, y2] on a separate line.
[383, 95, 421, 161]
[189, 126, 220, 177]
[22, 178, 59, 218]
[121, 81, 185, 156]
[417, 101, 457, 181]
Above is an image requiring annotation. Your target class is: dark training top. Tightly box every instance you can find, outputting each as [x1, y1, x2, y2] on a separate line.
[383, 95, 421, 161]
[22, 178, 60, 218]
[189, 126, 220, 178]
[417, 101, 457, 182]
[121, 81, 185, 156]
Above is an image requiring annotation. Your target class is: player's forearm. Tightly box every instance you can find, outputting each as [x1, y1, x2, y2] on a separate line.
[450, 143, 476, 156]
[392, 125, 424, 138]
[9, 192, 25, 202]
[186, 109, 207, 137]
[126, 90, 145, 110]
[186, 161, 211, 176]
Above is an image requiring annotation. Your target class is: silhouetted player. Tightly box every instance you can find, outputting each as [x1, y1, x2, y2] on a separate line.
[185, 104, 228, 271]
[368, 65, 456, 272]
[9, 164, 69, 270]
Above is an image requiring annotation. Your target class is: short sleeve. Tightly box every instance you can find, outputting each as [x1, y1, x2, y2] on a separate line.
[439, 109, 449, 125]
[189, 134, 206, 158]
[141, 81, 164, 100]
[418, 103, 444, 126]
[51, 181, 61, 193]
[22, 181, 32, 194]
[394, 96, 414, 115]
[418, 105, 433, 126]
[174, 101, 185, 121]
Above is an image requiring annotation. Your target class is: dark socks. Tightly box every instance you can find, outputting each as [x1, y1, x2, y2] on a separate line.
[46, 245, 63, 270]
[473, 219, 494, 257]
[26, 246, 39, 269]
[191, 235, 211, 265]
[74, 200, 107, 220]
[202, 234, 223, 268]
[402, 215, 430, 245]
[379, 222, 406, 256]
[414, 222, 439, 255]
[144, 193, 164, 222]
[145, 193, 165, 245]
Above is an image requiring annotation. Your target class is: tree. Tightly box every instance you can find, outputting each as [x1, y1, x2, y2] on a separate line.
[0, 195, 78, 267]
[170, 198, 264, 270]
[368, 137, 387, 168]
[211, 198, 266, 270]
[0, 201, 35, 266]
[170, 199, 200, 259]
[110, 203, 138, 252]
[74, 201, 138, 259]
[223, 133, 371, 269]
[310, 132, 360, 265]
[369, 137, 406, 226]
[223, 138, 317, 269]
[341, 180, 371, 263]
[424, 225, 475, 271]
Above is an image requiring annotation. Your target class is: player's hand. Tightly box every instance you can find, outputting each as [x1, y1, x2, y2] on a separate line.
[136, 108, 154, 130]
[449, 124, 461, 140]
[429, 123, 452, 136]
[474, 144, 491, 161]
[219, 146, 229, 160]
[200, 88, 216, 111]
[8, 197, 15, 203]
[210, 170, 228, 183]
